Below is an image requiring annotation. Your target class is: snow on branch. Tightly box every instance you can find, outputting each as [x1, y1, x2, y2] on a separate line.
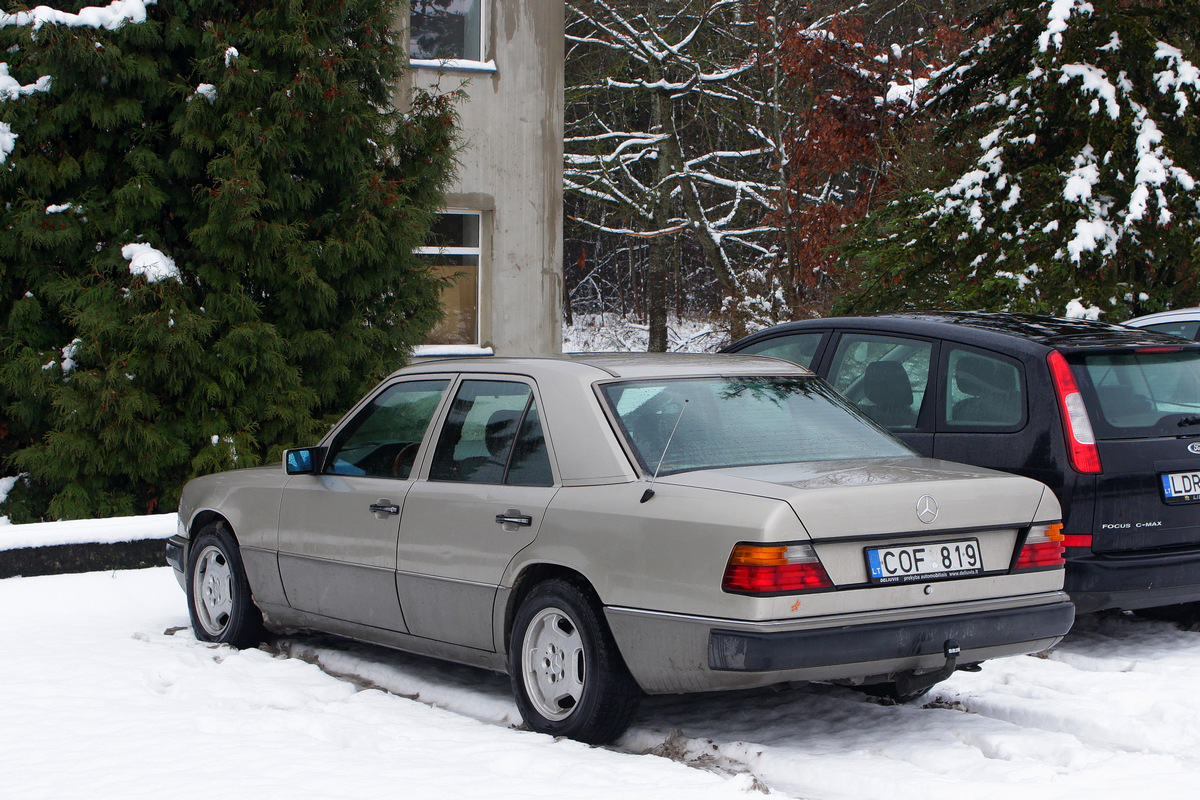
[2, 1, 156, 163]
[1038, 0, 1094, 53]
[0, 0, 156, 31]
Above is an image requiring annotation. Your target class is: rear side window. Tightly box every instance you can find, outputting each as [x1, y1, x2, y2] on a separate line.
[735, 332, 824, 368]
[1139, 321, 1200, 340]
[429, 380, 554, 486]
[1076, 350, 1200, 439]
[943, 348, 1025, 429]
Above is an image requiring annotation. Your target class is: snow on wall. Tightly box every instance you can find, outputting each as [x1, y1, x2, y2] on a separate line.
[0, 512, 176, 550]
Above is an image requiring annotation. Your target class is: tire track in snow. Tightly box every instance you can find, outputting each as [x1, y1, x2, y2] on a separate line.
[274, 614, 1200, 800]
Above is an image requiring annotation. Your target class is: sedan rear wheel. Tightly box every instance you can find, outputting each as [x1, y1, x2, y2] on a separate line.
[522, 606, 586, 721]
[186, 522, 263, 648]
[509, 579, 640, 743]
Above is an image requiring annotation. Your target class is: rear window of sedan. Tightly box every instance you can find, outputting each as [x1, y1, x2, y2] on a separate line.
[1076, 350, 1200, 438]
[600, 376, 913, 475]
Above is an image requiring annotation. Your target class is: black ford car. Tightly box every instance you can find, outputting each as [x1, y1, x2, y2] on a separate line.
[725, 312, 1200, 614]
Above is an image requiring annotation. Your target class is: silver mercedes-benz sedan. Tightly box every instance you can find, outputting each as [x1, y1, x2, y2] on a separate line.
[167, 354, 1073, 743]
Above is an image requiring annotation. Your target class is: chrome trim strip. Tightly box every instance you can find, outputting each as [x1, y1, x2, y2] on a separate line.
[395, 569, 493, 590]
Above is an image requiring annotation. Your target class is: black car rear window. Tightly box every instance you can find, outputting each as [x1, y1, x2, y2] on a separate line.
[600, 376, 914, 475]
[1076, 350, 1200, 439]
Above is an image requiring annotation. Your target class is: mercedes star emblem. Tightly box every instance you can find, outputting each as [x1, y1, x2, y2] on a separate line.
[916, 495, 939, 524]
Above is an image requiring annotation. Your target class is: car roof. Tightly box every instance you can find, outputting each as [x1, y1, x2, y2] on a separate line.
[1126, 307, 1200, 326]
[393, 352, 813, 381]
[731, 311, 1196, 352]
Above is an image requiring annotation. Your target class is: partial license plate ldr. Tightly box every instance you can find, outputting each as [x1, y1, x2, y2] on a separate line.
[866, 539, 982, 585]
[1162, 471, 1200, 503]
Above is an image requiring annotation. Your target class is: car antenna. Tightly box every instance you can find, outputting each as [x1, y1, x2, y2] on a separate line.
[641, 399, 688, 503]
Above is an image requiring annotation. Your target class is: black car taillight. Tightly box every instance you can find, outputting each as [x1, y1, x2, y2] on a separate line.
[1047, 351, 1102, 474]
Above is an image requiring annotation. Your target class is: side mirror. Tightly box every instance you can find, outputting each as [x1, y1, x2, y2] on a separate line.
[285, 447, 326, 475]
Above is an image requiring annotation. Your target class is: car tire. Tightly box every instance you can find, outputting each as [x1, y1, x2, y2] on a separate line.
[186, 521, 264, 648]
[509, 579, 641, 743]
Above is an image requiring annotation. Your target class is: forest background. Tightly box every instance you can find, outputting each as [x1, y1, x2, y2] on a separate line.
[562, 0, 1200, 349]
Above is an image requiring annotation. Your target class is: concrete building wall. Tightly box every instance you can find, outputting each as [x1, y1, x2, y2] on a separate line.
[408, 1, 564, 356]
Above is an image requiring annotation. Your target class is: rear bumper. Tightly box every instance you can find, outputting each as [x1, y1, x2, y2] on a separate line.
[1067, 547, 1200, 613]
[708, 599, 1075, 671]
[605, 593, 1073, 694]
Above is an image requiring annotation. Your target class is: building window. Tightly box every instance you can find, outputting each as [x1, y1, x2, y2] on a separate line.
[409, 0, 484, 62]
[418, 211, 481, 345]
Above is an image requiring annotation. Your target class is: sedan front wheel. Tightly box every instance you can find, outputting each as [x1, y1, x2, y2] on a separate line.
[186, 522, 263, 648]
[509, 579, 640, 743]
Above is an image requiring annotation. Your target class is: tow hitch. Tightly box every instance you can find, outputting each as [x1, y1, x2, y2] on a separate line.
[894, 639, 961, 699]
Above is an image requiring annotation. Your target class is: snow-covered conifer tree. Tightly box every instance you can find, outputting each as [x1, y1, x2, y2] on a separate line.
[844, 0, 1200, 318]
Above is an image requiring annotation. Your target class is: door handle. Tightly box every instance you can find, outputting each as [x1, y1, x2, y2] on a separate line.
[370, 502, 400, 515]
[495, 513, 532, 527]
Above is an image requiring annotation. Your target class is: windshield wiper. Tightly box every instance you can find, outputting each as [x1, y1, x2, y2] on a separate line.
[1178, 416, 1200, 427]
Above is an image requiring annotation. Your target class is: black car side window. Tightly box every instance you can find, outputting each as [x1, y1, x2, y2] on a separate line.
[943, 348, 1025, 429]
[735, 332, 824, 368]
[827, 333, 932, 429]
[325, 380, 450, 479]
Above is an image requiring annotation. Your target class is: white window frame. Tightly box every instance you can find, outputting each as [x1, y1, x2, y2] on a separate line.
[416, 209, 484, 350]
[408, 0, 496, 73]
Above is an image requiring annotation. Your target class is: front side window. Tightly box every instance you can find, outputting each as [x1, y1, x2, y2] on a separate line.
[943, 347, 1025, 429]
[429, 380, 553, 485]
[325, 380, 450, 478]
[418, 211, 481, 345]
[601, 376, 913, 476]
[827, 333, 932, 429]
[410, 0, 484, 62]
[1077, 350, 1200, 439]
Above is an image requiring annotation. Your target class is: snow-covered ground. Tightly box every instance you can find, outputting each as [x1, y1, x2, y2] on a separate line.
[4, 561, 1200, 799]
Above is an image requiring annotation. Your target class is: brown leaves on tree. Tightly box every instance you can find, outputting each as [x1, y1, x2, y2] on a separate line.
[758, 1, 969, 315]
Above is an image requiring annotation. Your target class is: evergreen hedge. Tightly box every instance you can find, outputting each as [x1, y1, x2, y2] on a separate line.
[1, 0, 458, 522]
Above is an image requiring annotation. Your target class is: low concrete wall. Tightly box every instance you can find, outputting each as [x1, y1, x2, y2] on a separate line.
[0, 539, 167, 579]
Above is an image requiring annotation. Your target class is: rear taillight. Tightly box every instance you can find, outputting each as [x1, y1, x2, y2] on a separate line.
[722, 543, 833, 593]
[1014, 523, 1066, 570]
[1046, 351, 1102, 474]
